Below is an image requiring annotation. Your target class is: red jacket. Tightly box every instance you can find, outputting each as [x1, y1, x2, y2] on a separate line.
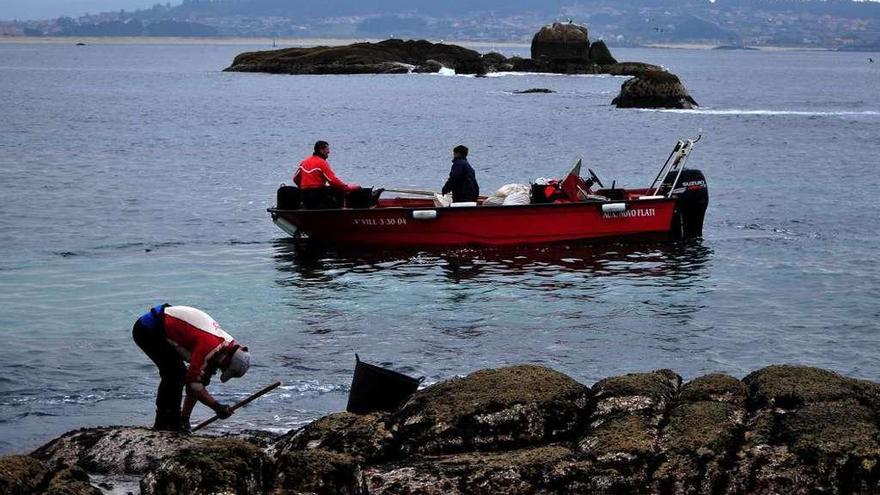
[294, 155, 348, 190]
[162, 306, 235, 385]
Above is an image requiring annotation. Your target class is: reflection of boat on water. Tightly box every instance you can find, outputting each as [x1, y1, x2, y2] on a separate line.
[268, 136, 708, 248]
[272, 237, 713, 284]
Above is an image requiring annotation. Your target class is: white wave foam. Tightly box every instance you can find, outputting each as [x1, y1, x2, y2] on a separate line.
[485, 71, 613, 78]
[279, 380, 347, 394]
[428, 70, 614, 78]
[645, 108, 880, 117]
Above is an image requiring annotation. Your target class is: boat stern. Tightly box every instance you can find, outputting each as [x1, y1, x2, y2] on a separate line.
[669, 169, 709, 239]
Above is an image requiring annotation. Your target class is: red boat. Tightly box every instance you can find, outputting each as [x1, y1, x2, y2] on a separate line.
[268, 137, 708, 247]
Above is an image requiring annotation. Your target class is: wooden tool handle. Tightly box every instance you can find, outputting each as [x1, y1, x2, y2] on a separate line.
[192, 381, 282, 432]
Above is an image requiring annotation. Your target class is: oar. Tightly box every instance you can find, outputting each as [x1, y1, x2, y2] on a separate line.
[192, 381, 282, 432]
[382, 188, 438, 196]
[381, 188, 489, 201]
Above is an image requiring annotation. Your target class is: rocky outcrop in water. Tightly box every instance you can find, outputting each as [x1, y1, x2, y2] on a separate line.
[224, 39, 487, 75]
[513, 88, 555, 94]
[530, 22, 591, 72]
[224, 22, 698, 109]
[612, 70, 699, 109]
[6, 364, 874, 494]
[226, 24, 652, 78]
[588, 40, 618, 66]
[604, 61, 664, 77]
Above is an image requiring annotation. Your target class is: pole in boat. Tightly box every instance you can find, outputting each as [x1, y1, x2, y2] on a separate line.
[381, 187, 489, 201]
[652, 140, 692, 197]
[649, 140, 683, 192]
[663, 132, 702, 198]
[382, 188, 438, 196]
[665, 141, 696, 198]
[192, 381, 282, 432]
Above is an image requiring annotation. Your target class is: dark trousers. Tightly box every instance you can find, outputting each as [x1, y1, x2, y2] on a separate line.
[301, 187, 343, 209]
[132, 320, 185, 430]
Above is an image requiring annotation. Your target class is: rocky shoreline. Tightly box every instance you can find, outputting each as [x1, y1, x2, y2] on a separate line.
[3, 364, 879, 494]
[224, 22, 698, 109]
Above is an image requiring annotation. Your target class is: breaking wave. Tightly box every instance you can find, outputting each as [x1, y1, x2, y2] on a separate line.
[277, 380, 348, 396]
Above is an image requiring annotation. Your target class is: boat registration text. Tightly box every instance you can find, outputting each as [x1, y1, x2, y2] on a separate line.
[353, 217, 408, 226]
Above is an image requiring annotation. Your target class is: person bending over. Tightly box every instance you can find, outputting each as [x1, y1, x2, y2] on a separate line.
[133, 304, 250, 432]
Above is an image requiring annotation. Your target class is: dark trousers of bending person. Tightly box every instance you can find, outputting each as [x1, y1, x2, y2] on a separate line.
[132, 318, 185, 430]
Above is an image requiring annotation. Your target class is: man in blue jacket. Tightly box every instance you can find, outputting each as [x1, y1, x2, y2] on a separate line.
[441, 145, 480, 203]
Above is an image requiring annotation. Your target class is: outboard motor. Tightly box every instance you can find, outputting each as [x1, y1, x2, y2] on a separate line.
[663, 169, 708, 239]
[276, 184, 301, 210]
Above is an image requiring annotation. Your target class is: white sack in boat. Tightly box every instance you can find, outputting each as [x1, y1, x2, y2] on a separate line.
[433, 192, 452, 207]
[495, 183, 531, 197]
[482, 195, 505, 206]
[503, 191, 531, 205]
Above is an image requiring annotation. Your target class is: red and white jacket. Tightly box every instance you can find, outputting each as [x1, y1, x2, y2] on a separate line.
[163, 306, 235, 388]
[294, 155, 348, 190]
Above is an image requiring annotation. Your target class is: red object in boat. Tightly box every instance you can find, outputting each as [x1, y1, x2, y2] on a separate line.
[268, 141, 709, 247]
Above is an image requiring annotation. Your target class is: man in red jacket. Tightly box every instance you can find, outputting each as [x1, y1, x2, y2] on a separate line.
[294, 140, 359, 209]
[133, 304, 251, 432]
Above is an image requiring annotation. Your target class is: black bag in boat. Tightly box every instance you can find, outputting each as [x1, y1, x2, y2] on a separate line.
[346, 354, 422, 414]
[345, 187, 374, 209]
[301, 188, 343, 209]
[277, 185, 301, 210]
[602, 187, 625, 201]
[531, 183, 552, 203]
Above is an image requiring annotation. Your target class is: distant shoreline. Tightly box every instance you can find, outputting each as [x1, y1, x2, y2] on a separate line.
[0, 36, 832, 52]
[0, 36, 530, 49]
[644, 42, 830, 52]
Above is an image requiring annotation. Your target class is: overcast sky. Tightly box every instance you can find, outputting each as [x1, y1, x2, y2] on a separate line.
[0, 0, 178, 20]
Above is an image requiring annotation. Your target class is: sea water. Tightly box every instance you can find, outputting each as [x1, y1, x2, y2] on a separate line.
[1, 42, 879, 453]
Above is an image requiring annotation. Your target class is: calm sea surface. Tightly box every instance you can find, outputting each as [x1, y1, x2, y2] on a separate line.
[1, 42, 878, 454]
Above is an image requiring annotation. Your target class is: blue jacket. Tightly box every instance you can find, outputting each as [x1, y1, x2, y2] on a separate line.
[441, 158, 479, 203]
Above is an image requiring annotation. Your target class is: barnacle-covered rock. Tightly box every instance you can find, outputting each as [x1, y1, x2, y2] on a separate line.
[272, 412, 393, 463]
[390, 365, 590, 456]
[140, 438, 271, 495]
[31, 426, 209, 475]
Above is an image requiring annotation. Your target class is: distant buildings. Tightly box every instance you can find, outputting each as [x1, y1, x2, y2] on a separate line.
[2, 1, 878, 50]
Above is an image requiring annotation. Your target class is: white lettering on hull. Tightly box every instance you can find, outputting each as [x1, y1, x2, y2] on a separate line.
[353, 217, 408, 226]
[603, 208, 656, 219]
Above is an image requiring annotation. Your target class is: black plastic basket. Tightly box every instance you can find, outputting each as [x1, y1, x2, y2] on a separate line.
[346, 354, 422, 414]
[345, 187, 374, 209]
[276, 185, 301, 210]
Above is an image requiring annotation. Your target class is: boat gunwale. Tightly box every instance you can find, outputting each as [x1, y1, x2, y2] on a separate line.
[266, 196, 676, 215]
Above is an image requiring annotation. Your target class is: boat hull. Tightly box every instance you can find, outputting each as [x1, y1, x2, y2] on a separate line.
[269, 198, 680, 247]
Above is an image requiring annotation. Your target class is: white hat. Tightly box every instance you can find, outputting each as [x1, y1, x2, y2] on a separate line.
[221, 346, 250, 383]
